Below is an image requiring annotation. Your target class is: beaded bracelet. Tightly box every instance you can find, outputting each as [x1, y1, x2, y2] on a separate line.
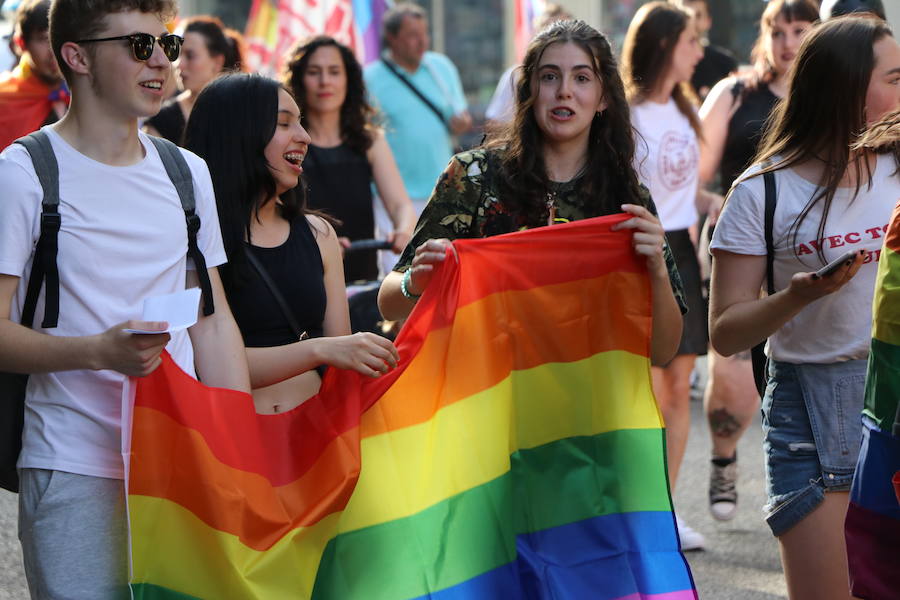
[400, 268, 422, 300]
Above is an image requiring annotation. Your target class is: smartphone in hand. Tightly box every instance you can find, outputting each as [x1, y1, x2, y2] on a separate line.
[814, 249, 862, 279]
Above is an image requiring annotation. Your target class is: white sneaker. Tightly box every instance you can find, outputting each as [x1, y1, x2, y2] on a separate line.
[675, 515, 706, 551]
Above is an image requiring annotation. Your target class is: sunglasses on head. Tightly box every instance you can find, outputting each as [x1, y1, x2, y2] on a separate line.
[75, 32, 183, 62]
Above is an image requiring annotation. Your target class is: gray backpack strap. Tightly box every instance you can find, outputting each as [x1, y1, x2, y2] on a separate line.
[15, 130, 61, 329]
[148, 136, 214, 316]
[149, 135, 195, 211]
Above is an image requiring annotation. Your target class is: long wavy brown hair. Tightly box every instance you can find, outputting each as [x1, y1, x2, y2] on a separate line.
[282, 36, 377, 156]
[487, 19, 643, 220]
[620, 1, 702, 140]
[745, 16, 894, 264]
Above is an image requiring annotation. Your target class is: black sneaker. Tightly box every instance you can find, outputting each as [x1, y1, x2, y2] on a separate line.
[709, 457, 738, 521]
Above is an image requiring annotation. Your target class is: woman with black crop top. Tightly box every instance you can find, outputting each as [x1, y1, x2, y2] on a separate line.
[282, 36, 416, 283]
[701, 1, 816, 195]
[184, 74, 399, 414]
[696, 0, 817, 523]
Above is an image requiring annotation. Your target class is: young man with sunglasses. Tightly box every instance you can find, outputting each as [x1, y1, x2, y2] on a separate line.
[0, 1, 250, 597]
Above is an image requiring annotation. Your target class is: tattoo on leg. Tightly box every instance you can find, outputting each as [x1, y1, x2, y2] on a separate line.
[709, 408, 742, 438]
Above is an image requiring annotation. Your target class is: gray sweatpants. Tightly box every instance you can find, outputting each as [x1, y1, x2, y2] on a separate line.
[18, 469, 129, 599]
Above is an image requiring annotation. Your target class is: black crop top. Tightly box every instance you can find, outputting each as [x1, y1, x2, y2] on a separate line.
[228, 216, 327, 348]
[719, 81, 780, 195]
[303, 143, 377, 283]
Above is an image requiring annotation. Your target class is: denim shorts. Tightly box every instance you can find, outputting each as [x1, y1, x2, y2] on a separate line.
[760, 359, 867, 536]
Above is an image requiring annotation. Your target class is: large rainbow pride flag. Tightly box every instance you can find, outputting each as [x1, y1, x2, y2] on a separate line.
[846, 202, 900, 599]
[125, 215, 697, 599]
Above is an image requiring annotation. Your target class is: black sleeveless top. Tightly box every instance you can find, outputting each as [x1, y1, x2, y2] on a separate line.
[145, 99, 186, 144]
[719, 82, 780, 194]
[228, 217, 327, 348]
[303, 143, 377, 283]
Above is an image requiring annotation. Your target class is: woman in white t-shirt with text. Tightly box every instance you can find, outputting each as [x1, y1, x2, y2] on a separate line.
[709, 16, 900, 599]
[621, 1, 706, 551]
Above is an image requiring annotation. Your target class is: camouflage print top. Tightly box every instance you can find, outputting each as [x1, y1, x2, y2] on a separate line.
[394, 148, 687, 313]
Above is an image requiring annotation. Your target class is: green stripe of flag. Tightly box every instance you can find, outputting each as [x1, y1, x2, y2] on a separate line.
[864, 338, 900, 429]
[312, 427, 671, 600]
[131, 583, 201, 600]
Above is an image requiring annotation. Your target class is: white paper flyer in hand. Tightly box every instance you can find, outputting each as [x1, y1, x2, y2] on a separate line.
[123, 288, 201, 334]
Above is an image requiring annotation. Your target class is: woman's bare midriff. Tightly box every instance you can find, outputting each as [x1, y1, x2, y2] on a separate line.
[253, 370, 322, 414]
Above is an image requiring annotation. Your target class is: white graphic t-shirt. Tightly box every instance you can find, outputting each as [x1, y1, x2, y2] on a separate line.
[711, 154, 900, 363]
[631, 98, 700, 232]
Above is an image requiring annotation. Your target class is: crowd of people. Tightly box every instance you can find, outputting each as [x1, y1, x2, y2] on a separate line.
[0, 0, 897, 598]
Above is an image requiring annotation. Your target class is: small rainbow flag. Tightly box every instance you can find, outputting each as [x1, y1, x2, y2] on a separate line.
[846, 202, 900, 599]
[125, 214, 697, 599]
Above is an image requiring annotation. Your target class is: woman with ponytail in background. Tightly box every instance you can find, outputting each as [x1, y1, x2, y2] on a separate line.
[144, 15, 247, 143]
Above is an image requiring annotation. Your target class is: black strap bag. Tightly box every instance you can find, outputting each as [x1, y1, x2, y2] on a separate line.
[381, 58, 453, 135]
[0, 132, 212, 493]
[380, 57, 465, 153]
[750, 171, 778, 397]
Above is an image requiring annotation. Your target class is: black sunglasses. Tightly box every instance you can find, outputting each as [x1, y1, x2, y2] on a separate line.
[75, 32, 183, 62]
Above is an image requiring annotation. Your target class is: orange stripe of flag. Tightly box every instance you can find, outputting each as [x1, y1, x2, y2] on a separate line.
[401, 215, 642, 341]
[453, 215, 641, 307]
[361, 270, 650, 439]
[130, 406, 360, 551]
[134, 354, 386, 486]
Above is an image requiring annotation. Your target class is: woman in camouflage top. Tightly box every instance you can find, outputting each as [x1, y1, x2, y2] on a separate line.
[378, 19, 687, 365]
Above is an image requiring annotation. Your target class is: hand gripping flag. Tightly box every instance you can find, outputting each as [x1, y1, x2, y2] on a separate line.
[846, 202, 900, 599]
[125, 214, 698, 600]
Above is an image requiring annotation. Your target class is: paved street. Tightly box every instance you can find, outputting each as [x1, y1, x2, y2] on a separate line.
[674, 369, 788, 599]
[0, 488, 23, 600]
[0, 360, 787, 599]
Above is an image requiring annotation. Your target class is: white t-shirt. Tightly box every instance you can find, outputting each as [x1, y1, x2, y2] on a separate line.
[711, 154, 900, 364]
[631, 98, 700, 232]
[0, 127, 226, 479]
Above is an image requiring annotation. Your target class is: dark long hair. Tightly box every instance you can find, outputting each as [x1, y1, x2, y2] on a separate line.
[749, 0, 819, 85]
[182, 15, 247, 73]
[620, 1, 702, 139]
[183, 74, 304, 289]
[488, 19, 643, 219]
[282, 36, 376, 155]
[747, 16, 894, 263]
